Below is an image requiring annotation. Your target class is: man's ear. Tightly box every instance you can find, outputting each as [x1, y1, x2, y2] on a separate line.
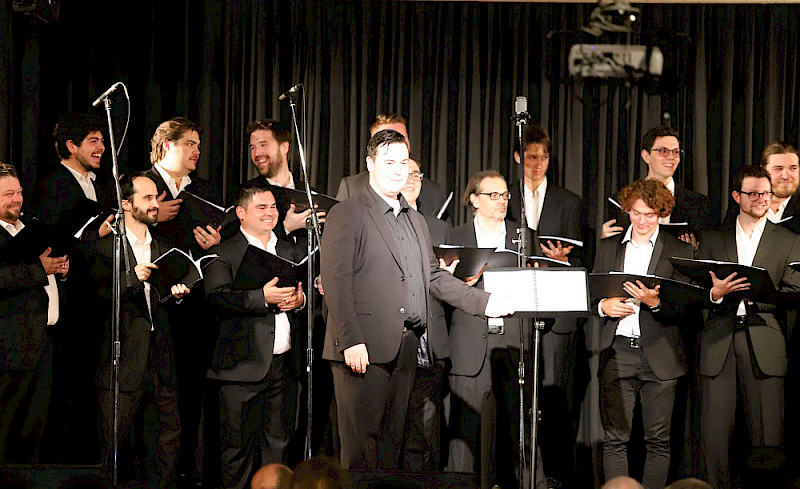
[514, 151, 521, 165]
[366, 156, 374, 172]
[235, 205, 246, 222]
[66, 140, 78, 156]
[641, 148, 651, 166]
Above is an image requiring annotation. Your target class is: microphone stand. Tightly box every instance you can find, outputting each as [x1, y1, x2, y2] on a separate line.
[101, 95, 133, 489]
[284, 87, 322, 460]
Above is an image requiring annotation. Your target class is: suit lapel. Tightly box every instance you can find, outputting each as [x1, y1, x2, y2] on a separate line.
[723, 228, 738, 263]
[752, 222, 776, 269]
[647, 232, 665, 275]
[613, 236, 626, 271]
[365, 194, 404, 270]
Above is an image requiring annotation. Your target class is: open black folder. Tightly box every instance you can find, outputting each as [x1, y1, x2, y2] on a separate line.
[668, 257, 779, 304]
[588, 271, 705, 305]
[178, 191, 236, 229]
[231, 245, 313, 290]
[435, 246, 571, 279]
[149, 248, 219, 301]
[0, 219, 72, 263]
[268, 186, 339, 213]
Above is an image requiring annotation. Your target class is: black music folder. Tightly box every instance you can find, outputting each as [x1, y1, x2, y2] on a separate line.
[588, 271, 704, 305]
[537, 235, 584, 248]
[0, 219, 72, 263]
[268, 186, 339, 213]
[434, 246, 496, 279]
[69, 200, 115, 238]
[231, 245, 313, 290]
[178, 191, 235, 228]
[669, 257, 779, 304]
[149, 248, 218, 300]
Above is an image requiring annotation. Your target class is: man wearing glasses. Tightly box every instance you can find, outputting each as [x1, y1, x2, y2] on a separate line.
[603, 126, 711, 249]
[697, 165, 800, 489]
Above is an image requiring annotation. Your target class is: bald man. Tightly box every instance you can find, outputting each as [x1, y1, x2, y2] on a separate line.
[251, 463, 292, 489]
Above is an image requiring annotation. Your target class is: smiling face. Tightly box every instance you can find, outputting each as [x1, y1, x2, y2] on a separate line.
[515, 143, 550, 186]
[734, 176, 772, 220]
[236, 190, 279, 237]
[627, 198, 660, 242]
[68, 130, 105, 171]
[0, 175, 23, 225]
[367, 141, 410, 200]
[642, 135, 681, 181]
[123, 177, 160, 225]
[764, 152, 800, 199]
[249, 129, 289, 178]
[400, 158, 423, 206]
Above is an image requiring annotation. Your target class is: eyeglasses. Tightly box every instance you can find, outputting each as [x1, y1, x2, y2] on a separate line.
[478, 192, 512, 201]
[650, 147, 684, 158]
[407, 171, 424, 182]
[737, 190, 773, 201]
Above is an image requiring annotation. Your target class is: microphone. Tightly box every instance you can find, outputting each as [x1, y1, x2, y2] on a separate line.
[92, 82, 123, 107]
[278, 84, 303, 101]
[514, 96, 530, 123]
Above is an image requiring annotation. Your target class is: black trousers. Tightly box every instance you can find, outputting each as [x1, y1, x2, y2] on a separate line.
[217, 352, 297, 489]
[332, 330, 418, 470]
[701, 330, 783, 489]
[403, 359, 445, 471]
[599, 336, 677, 489]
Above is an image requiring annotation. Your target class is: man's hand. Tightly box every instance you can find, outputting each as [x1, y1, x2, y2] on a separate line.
[344, 343, 369, 374]
[678, 232, 699, 250]
[171, 283, 191, 298]
[279, 282, 305, 311]
[194, 224, 222, 250]
[314, 275, 324, 296]
[485, 293, 515, 317]
[98, 214, 115, 238]
[710, 271, 750, 301]
[156, 191, 182, 222]
[600, 297, 636, 318]
[601, 219, 624, 239]
[439, 258, 482, 285]
[283, 204, 313, 233]
[135, 262, 158, 282]
[39, 247, 68, 276]
[623, 280, 660, 308]
[262, 277, 297, 304]
[540, 240, 573, 262]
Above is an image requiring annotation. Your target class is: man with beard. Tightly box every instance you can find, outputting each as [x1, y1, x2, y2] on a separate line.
[722, 141, 800, 233]
[0, 162, 68, 462]
[697, 166, 800, 489]
[84, 173, 190, 487]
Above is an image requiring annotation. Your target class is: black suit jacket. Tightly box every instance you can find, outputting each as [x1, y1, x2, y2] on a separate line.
[85, 231, 178, 391]
[145, 167, 220, 256]
[445, 220, 523, 377]
[698, 222, 800, 377]
[204, 231, 305, 382]
[321, 186, 489, 364]
[0, 225, 50, 371]
[507, 180, 582, 239]
[592, 230, 696, 380]
[721, 192, 800, 234]
[335, 171, 448, 221]
[29, 164, 110, 235]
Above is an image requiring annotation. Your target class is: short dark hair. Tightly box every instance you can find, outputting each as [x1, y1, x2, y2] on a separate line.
[732, 165, 771, 192]
[0, 162, 18, 179]
[366, 129, 407, 160]
[759, 141, 799, 167]
[463, 170, 505, 209]
[518, 125, 552, 154]
[290, 456, 350, 489]
[618, 179, 675, 218]
[641, 125, 680, 152]
[119, 172, 155, 201]
[53, 112, 105, 160]
[236, 179, 274, 209]
[246, 119, 291, 155]
[369, 113, 406, 134]
[150, 117, 202, 164]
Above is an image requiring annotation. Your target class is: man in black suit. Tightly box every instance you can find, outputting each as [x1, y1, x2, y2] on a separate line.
[335, 114, 447, 220]
[698, 166, 800, 489]
[0, 162, 68, 462]
[204, 180, 305, 489]
[602, 126, 711, 249]
[508, 125, 583, 484]
[321, 130, 511, 470]
[721, 141, 800, 234]
[85, 172, 190, 487]
[445, 170, 546, 489]
[593, 179, 695, 489]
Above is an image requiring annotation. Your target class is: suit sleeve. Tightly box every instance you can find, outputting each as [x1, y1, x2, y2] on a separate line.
[0, 262, 49, 292]
[203, 249, 270, 319]
[334, 178, 351, 201]
[320, 203, 364, 351]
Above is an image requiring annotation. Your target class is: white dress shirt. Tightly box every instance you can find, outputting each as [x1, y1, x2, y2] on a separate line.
[154, 163, 191, 199]
[602, 225, 659, 338]
[734, 216, 767, 315]
[767, 195, 792, 224]
[1, 218, 59, 325]
[474, 216, 507, 251]
[267, 172, 295, 190]
[658, 178, 676, 225]
[126, 226, 153, 327]
[61, 163, 98, 202]
[239, 228, 292, 355]
[524, 178, 547, 231]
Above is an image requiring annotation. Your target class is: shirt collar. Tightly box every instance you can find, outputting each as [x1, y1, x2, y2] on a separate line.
[61, 162, 96, 183]
[621, 224, 659, 247]
[735, 215, 768, 240]
[154, 162, 192, 189]
[474, 216, 506, 241]
[665, 178, 675, 195]
[526, 177, 548, 197]
[125, 225, 152, 246]
[0, 218, 24, 235]
[267, 172, 295, 190]
[240, 227, 277, 252]
[368, 183, 408, 216]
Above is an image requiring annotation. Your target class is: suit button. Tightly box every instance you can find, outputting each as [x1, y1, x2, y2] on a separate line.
[400, 307, 406, 314]
[482, 334, 487, 338]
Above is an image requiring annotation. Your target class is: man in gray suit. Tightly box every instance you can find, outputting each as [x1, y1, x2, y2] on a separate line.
[698, 165, 800, 489]
[321, 130, 510, 470]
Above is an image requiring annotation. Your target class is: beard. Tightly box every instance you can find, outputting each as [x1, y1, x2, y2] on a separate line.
[133, 205, 158, 225]
[773, 181, 799, 199]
